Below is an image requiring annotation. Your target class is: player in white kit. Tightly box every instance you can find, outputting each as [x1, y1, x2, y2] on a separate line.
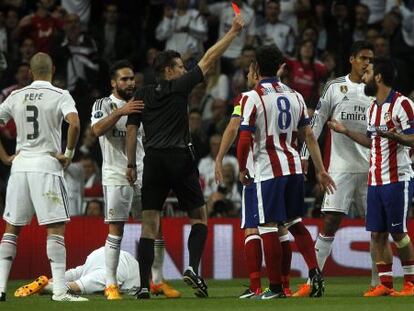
[90, 60, 180, 299]
[14, 247, 140, 297]
[90, 60, 143, 300]
[297, 41, 376, 296]
[0, 53, 87, 302]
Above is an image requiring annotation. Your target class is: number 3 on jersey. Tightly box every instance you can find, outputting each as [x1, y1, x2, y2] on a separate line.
[277, 96, 291, 130]
[26, 105, 39, 139]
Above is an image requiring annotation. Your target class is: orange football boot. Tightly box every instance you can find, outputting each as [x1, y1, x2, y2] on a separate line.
[363, 284, 394, 297]
[391, 282, 414, 296]
[362, 285, 376, 296]
[14, 276, 49, 297]
[150, 281, 181, 298]
[292, 284, 311, 297]
[104, 284, 122, 300]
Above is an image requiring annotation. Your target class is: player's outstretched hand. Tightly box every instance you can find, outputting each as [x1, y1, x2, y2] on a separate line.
[118, 100, 144, 116]
[239, 169, 253, 186]
[54, 153, 71, 169]
[126, 167, 137, 186]
[231, 14, 244, 33]
[327, 119, 348, 134]
[316, 171, 336, 194]
[215, 161, 224, 184]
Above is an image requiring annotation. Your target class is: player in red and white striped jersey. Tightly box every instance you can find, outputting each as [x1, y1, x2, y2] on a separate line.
[298, 41, 377, 297]
[215, 75, 293, 298]
[239, 84, 305, 179]
[237, 45, 335, 299]
[366, 91, 414, 185]
[329, 58, 414, 297]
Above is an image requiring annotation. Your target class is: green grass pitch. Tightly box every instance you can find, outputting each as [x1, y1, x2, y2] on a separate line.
[3, 277, 413, 311]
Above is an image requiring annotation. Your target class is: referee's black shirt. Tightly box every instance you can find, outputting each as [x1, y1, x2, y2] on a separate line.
[127, 65, 204, 150]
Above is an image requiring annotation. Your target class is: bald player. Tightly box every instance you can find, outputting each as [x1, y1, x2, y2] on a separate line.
[0, 53, 87, 302]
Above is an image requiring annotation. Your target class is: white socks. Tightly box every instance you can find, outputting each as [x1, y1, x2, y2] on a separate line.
[370, 240, 380, 287]
[43, 281, 72, 295]
[152, 239, 165, 284]
[0, 233, 17, 293]
[315, 234, 334, 271]
[313, 233, 379, 287]
[105, 234, 122, 286]
[47, 235, 66, 296]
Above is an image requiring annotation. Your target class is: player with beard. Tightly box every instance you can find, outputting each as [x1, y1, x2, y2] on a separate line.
[297, 41, 376, 296]
[328, 58, 414, 296]
[90, 60, 152, 300]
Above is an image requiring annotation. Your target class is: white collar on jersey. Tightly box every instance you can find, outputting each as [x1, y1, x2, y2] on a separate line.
[109, 94, 125, 106]
[345, 74, 364, 86]
[30, 80, 53, 87]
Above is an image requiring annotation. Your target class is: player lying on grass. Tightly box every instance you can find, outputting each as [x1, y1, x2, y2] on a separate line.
[14, 247, 140, 297]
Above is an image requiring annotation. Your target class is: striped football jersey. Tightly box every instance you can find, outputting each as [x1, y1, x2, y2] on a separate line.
[366, 90, 414, 185]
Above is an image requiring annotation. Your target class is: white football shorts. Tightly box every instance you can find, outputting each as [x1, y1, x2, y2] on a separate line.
[4, 172, 70, 226]
[103, 185, 141, 223]
[321, 172, 368, 215]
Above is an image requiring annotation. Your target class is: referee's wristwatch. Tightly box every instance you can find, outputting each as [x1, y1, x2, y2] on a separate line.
[127, 163, 137, 168]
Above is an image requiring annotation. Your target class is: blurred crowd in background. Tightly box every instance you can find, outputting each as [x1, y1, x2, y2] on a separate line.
[0, 0, 414, 219]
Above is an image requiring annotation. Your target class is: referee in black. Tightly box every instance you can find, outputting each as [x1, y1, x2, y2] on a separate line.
[126, 14, 244, 298]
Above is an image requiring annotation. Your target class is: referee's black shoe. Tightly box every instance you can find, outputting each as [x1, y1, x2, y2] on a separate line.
[135, 287, 150, 299]
[183, 268, 208, 298]
[0, 292, 5, 301]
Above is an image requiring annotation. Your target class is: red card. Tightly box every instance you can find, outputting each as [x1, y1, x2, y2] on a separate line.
[231, 2, 240, 15]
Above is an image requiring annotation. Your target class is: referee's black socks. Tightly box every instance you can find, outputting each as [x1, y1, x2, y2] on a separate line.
[188, 223, 208, 275]
[138, 238, 154, 289]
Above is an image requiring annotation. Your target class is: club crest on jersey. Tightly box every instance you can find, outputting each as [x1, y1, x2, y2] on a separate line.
[384, 112, 391, 122]
[94, 111, 103, 119]
[340, 85, 348, 94]
[110, 102, 117, 111]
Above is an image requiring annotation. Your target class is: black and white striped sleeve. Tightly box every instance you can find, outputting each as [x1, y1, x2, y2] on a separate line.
[90, 97, 109, 126]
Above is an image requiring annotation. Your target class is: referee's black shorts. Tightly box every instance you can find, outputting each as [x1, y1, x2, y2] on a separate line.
[141, 148, 205, 212]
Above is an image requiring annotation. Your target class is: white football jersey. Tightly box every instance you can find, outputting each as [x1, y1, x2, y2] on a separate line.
[240, 78, 309, 182]
[91, 94, 144, 186]
[301, 75, 371, 173]
[0, 80, 78, 176]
